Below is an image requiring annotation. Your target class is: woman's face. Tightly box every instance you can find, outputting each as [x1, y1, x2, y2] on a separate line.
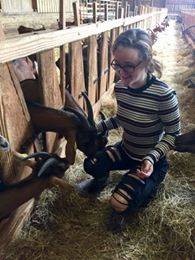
[112, 46, 147, 87]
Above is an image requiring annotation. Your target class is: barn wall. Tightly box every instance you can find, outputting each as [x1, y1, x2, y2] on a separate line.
[0, 0, 79, 17]
[36, 0, 79, 15]
[36, 0, 59, 13]
[1, 0, 33, 13]
[166, 0, 195, 13]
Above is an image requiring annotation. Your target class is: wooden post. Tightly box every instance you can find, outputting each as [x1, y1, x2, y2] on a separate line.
[104, 3, 108, 21]
[37, 49, 63, 152]
[93, 1, 97, 23]
[115, 1, 119, 19]
[0, 23, 34, 250]
[99, 31, 109, 97]
[127, 4, 130, 18]
[70, 1, 85, 107]
[73, 1, 81, 26]
[88, 35, 98, 105]
[59, 0, 66, 104]
[108, 28, 116, 89]
[118, 6, 124, 34]
[124, 1, 128, 18]
[32, 0, 37, 11]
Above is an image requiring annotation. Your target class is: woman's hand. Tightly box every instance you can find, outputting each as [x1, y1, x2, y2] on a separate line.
[136, 159, 153, 179]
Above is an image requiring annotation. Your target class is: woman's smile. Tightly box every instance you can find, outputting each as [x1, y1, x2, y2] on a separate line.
[113, 46, 147, 88]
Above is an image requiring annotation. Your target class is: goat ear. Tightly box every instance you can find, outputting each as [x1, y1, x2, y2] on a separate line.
[81, 91, 95, 127]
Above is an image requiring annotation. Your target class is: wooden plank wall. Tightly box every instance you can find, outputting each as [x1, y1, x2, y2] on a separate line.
[1, 0, 32, 13]
[36, 0, 79, 14]
[36, 0, 59, 13]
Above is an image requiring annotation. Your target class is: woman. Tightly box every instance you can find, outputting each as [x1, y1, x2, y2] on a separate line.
[76, 28, 180, 233]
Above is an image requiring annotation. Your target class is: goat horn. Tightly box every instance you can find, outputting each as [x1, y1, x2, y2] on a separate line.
[21, 151, 51, 161]
[81, 91, 95, 127]
[37, 157, 58, 177]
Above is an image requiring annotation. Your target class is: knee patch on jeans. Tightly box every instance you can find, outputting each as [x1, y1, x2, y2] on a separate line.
[112, 172, 145, 210]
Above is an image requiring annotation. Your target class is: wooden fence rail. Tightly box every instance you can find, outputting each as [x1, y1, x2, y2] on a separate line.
[0, 12, 166, 63]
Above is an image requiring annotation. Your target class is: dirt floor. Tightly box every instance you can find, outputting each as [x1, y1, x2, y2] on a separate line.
[2, 20, 195, 260]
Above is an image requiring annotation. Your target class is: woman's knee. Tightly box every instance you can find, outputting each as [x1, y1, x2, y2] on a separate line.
[110, 190, 131, 212]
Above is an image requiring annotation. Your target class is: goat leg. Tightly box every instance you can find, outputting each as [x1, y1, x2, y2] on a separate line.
[49, 176, 74, 192]
[0, 177, 51, 221]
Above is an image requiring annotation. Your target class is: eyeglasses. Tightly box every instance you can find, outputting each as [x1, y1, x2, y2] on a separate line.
[111, 59, 143, 73]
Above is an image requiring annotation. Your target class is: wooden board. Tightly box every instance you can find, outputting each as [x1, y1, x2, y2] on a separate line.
[0, 63, 32, 182]
[0, 11, 167, 63]
[0, 62, 34, 248]
[99, 31, 109, 98]
[38, 49, 63, 152]
[87, 35, 98, 105]
[70, 41, 85, 108]
[108, 28, 117, 89]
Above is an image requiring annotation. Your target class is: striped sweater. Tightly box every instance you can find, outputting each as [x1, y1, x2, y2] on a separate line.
[97, 74, 181, 164]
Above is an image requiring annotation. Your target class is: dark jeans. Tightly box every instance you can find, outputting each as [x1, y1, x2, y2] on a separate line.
[84, 142, 169, 212]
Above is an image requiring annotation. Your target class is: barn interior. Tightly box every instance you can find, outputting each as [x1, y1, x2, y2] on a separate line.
[0, 0, 195, 259]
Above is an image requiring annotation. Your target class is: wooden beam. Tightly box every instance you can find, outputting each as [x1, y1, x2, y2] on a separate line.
[59, 0, 66, 104]
[73, 2, 80, 26]
[99, 31, 109, 98]
[70, 41, 85, 107]
[59, 0, 66, 29]
[108, 29, 116, 89]
[37, 49, 63, 152]
[70, 0, 85, 107]
[0, 12, 167, 63]
[104, 3, 108, 21]
[87, 35, 98, 105]
[93, 1, 97, 23]
[0, 25, 34, 249]
[115, 1, 119, 19]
